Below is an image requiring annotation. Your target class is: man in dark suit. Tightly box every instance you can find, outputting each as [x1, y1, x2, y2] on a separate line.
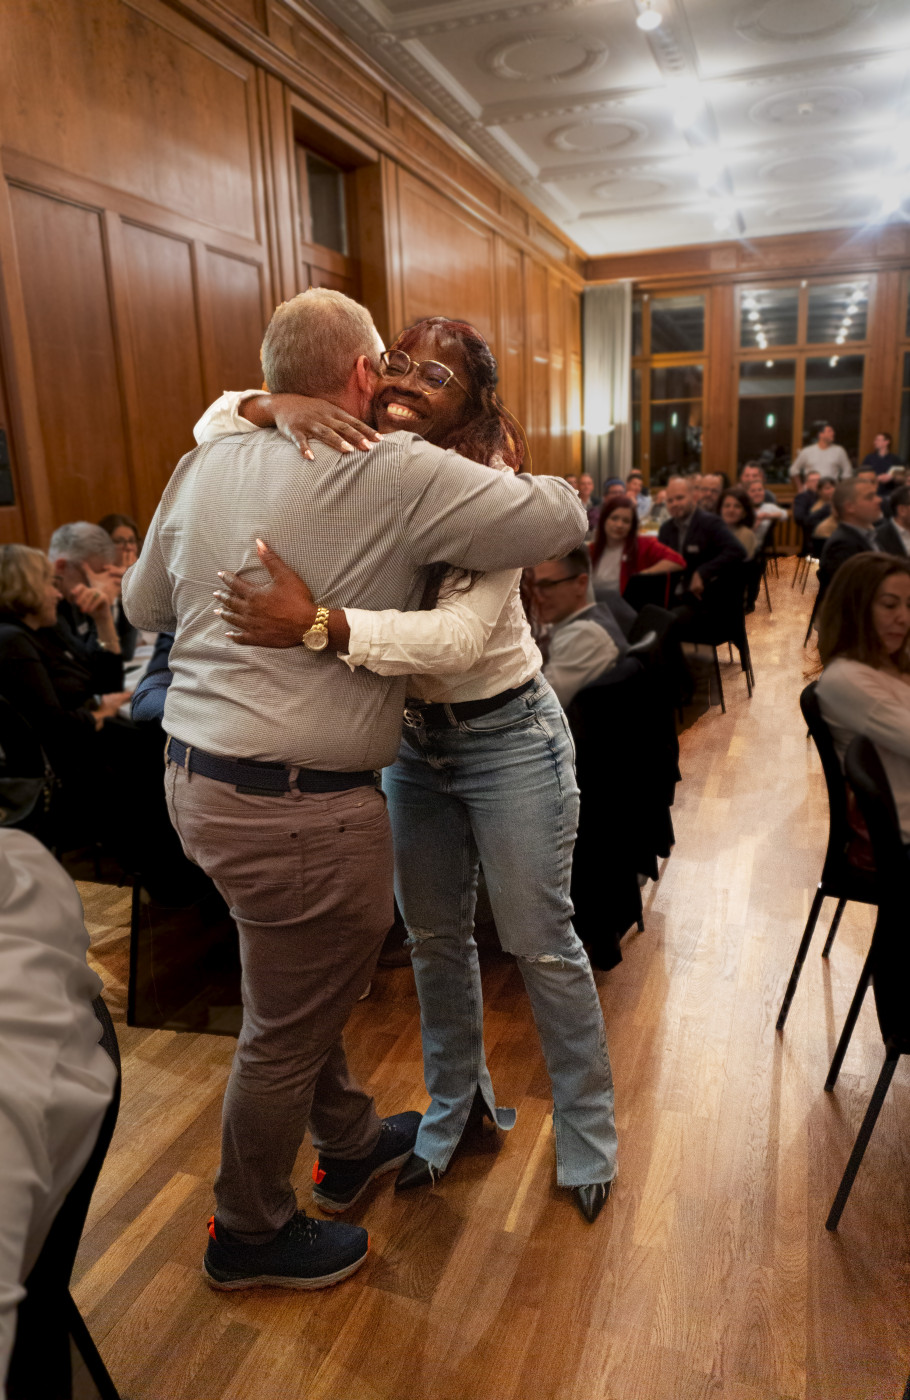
[875, 483, 910, 559]
[658, 476, 747, 603]
[818, 478, 882, 592]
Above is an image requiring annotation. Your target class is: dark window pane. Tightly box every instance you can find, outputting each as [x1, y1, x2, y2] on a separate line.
[306, 151, 347, 254]
[739, 287, 799, 349]
[807, 280, 869, 345]
[804, 354, 864, 395]
[650, 295, 704, 354]
[650, 400, 702, 480]
[632, 298, 643, 356]
[632, 367, 642, 402]
[903, 350, 910, 390]
[633, 404, 642, 474]
[803, 356, 864, 460]
[651, 363, 703, 399]
[738, 359, 796, 395]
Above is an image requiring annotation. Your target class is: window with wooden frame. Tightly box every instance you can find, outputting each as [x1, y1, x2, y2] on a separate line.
[631, 291, 706, 485]
[899, 273, 910, 464]
[735, 277, 871, 481]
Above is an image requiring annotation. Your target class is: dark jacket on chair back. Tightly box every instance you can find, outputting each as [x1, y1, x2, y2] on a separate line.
[818, 523, 878, 592]
[874, 519, 910, 560]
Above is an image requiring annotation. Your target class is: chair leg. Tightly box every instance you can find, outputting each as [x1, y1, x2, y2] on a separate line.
[777, 886, 825, 1030]
[821, 897, 847, 958]
[728, 642, 733, 662]
[762, 569, 772, 612]
[825, 1050, 900, 1231]
[712, 646, 726, 713]
[824, 950, 873, 1091]
[67, 1295, 122, 1400]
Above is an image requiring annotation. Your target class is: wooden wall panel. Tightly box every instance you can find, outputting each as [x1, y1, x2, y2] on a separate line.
[548, 272, 567, 477]
[9, 186, 133, 526]
[395, 172, 496, 342]
[0, 357, 28, 544]
[1, 0, 263, 244]
[494, 238, 525, 430]
[120, 223, 207, 521]
[524, 259, 550, 473]
[204, 251, 268, 393]
[566, 288, 583, 472]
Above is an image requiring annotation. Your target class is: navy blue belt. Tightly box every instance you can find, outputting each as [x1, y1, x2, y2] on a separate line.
[165, 736, 375, 796]
[403, 678, 535, 729]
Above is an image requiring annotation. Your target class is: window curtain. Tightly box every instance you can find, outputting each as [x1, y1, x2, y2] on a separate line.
[582, 281, 632, 489]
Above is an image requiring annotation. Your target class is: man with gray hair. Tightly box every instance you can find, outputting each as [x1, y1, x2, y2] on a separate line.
[122, 288, 587, 1293]
[47, 522, 125, 659]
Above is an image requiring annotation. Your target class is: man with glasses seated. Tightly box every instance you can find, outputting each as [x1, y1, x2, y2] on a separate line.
[531, 549, 625, 707]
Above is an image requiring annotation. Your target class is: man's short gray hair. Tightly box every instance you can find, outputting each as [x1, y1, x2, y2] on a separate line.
[261, 289, 383, 398]
[48, 522, 116, 564]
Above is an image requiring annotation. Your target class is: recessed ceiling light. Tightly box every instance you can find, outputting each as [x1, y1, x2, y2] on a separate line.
[836, 334, 846, 344]
[636, 2, 663, 30]
[765, 360, 774, 367]
[830, 356, 839, 366]
[748, 311, 760, 322]
[744, 297, 758, 310]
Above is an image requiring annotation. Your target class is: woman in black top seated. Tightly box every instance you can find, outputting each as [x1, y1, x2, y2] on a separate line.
[0, 546, 189, 892]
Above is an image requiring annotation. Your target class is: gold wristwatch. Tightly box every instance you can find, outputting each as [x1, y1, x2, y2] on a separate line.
[302, 606, 330, 651]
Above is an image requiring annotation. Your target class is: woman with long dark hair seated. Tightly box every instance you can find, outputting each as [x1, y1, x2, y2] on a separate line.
[197, 317, 618, 1222]
[815, 552, 910, 846]
[589, 494, 683, 593]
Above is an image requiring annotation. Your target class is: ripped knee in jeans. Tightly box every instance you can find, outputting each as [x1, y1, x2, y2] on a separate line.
[517, 952, 565, 967]
[405, 926, 435, 945]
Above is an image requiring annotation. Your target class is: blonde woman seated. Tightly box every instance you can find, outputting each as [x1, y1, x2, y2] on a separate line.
[815, 553, 910, 847]
[718, 487, 758, 560]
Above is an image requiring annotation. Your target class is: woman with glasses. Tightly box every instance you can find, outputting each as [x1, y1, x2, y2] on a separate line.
[198, 316, 617, 1224]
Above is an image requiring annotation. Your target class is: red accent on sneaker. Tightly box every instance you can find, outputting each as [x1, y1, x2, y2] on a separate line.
[312, 1162, 326, 1185]
[207, 1215, 217, 1240]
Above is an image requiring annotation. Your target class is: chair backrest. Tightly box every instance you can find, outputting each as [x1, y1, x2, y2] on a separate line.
[622, 568, 686, 612]
[799, 682, 856, 881]
[844, 737, 910, 1047]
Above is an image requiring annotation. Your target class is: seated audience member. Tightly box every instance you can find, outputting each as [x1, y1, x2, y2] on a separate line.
[531, 549, 622, 706]
[564, 473, 579, 491]
[743, 477, 788, 547]
[861, 431, 903, 491]
[47, 523, 129, 656]
[815, 553, 910, 846]
[657, 475, 747, 601]
[718, 488, 758, 560]
[793, 470, 822, 529]
[875, 483, 910, 559]
[0, 829, 117, 1388]
[601, 478, 627, 503]
[739, 461, 778, 504]
[625, 470, 652, 521]
[130, 631, 174, 724]
[590, 495, 684, 592]
[700, 474, 725, 514]
[577, 473, 600, 530]
[807, 477, 837, 540]
[818, 478, 882, 592]
[98, 514, 141, 659]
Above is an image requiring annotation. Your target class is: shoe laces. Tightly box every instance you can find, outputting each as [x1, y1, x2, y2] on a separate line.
[286, 1212, 320, 1246]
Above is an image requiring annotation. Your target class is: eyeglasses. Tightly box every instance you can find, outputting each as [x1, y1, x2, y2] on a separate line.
[380, 349, 468, 396]
[531, 573, 584, 594]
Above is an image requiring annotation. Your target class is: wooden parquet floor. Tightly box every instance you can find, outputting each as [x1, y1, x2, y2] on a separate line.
[75, 563, 910, 1400]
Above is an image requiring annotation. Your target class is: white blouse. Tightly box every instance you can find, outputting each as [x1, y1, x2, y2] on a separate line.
[816, 657, 910, 842]
[593, 544, 622, 588]
[195, 391, 543, 703]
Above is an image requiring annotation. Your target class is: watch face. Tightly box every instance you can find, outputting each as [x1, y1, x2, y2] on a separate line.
[304, 629, 329, 651]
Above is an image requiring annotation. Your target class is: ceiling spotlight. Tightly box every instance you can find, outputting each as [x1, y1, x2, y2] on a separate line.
[748, 310, 760, 322]
[744, 298, 758, 310]
[636, 2, 663, 31]
[836, 334, 846, 344]
[714, 212, 732, 231]
[765, 360, 774, 368]
[829, 356, 839, 367]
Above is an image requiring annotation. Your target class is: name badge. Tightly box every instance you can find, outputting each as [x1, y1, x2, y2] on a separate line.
[685, 544, 700, 553]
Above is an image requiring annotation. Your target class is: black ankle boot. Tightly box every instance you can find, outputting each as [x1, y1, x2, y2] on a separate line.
[573, 1180, 612, 1223]
[395, 1153, 435, 1191]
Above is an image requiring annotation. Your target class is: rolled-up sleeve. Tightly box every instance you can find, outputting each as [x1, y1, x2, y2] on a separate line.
[194, 390, 264, 444]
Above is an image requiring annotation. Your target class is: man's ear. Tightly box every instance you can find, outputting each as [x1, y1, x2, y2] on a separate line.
[355, 355, 378, 396]
[52, 558, 65, 577]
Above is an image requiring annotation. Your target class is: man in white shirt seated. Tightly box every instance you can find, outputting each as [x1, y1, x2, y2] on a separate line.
[531, 549, 623, 707]
[0, 831, 116, 1389]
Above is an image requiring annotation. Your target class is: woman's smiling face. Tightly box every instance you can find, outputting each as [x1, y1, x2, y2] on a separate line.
[373, 330, 473, 445]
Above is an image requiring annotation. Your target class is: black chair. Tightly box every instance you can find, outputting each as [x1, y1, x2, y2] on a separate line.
[7, 997, 122, 1400]
[622, 568, 686, 613]
[825, 737, 910, 1231]
[683, 564, 754, 715]
[776, 683, 878, 1031]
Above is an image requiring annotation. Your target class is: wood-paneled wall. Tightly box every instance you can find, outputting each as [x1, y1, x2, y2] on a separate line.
[587, 227, 910, 479]
[0, 0, 584, 545]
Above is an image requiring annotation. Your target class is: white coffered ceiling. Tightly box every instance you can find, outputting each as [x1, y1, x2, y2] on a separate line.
[306, 0, 910, 255]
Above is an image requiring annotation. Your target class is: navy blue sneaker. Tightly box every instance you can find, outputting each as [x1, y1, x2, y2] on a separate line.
[312, 1111, 422, 1213]
[203, 1211, 368, 1291]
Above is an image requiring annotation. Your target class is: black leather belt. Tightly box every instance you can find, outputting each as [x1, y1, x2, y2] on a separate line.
[403, 679, 535, 729]
[165, 736, 374, 796]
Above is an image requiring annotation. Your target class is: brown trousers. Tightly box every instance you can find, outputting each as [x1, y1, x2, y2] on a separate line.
[165, 762, 394, 1241]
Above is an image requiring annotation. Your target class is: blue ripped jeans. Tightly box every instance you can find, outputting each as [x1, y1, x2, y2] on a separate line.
[383, 675, 617, 1188]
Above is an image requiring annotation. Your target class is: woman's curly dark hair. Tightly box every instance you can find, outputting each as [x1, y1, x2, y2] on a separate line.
[392, 318, 526, 607]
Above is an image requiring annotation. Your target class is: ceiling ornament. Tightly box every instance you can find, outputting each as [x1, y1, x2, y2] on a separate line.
[480, 31, 608, 83]
[547, 117, 648, 151]
[735, 0, 877, 44]
[749, 85, 864, 126]
[591, 175, 668, 201]
[395, 0, 602, 41]
[765, 198, 842, 220]
[760, 151, 854, 182]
